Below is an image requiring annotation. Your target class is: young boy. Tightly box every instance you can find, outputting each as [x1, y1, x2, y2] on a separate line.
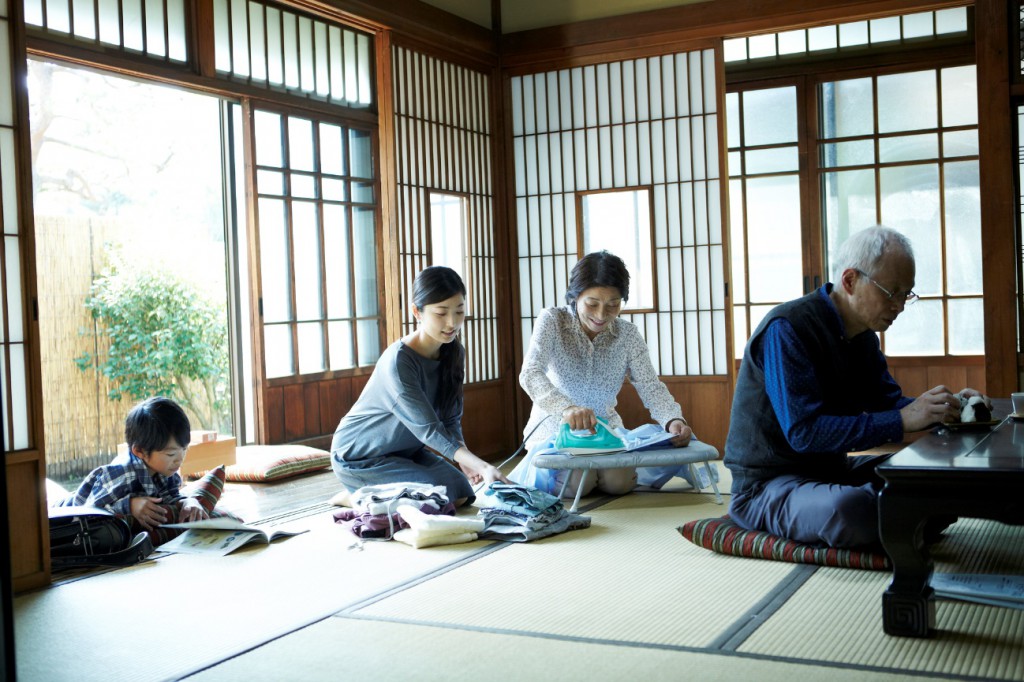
[59, 396, 213, 531]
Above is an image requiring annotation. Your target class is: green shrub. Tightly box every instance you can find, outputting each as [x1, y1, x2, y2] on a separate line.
[75, 253, 231, 432]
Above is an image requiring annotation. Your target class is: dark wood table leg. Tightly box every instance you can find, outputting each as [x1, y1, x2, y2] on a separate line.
[878, 485, 935, 637]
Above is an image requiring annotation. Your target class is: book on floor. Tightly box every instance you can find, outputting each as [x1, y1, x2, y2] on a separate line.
[159, 517, 307, 556]
[930, 573, 1024, 610]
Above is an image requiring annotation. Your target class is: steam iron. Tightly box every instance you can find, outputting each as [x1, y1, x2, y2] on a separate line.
[554, 418, 627, 455]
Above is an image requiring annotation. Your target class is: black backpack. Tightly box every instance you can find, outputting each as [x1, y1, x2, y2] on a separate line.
[48, 506, 154, 570]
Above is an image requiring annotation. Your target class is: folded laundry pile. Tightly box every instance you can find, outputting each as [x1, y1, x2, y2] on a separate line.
[333, 481, 481, 548]
[393, 505, 485, 548]
[477, 483, 590, 542]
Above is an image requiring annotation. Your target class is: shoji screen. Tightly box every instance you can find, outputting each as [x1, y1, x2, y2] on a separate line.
[392, 45, 497, 384]
[1, 4, 29, 452]
[511, 49, 728, 376]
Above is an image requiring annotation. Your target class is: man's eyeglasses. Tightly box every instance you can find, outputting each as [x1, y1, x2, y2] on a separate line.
[855, 269, 919, 305]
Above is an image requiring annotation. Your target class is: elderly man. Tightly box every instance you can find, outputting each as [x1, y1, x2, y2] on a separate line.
[724, 225, 982, 549]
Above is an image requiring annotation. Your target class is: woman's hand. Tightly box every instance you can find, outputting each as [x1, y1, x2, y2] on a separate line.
[667, 418, 692, 447]
[454, 448, 511, 486]
[562, 405, 597, 432]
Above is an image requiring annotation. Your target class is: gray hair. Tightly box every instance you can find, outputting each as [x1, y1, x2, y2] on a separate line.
[831, 226, 914, 282]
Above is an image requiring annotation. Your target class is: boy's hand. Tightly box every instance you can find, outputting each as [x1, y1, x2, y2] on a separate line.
[130, 496, 168, 530]
[178, 498, 210, 523]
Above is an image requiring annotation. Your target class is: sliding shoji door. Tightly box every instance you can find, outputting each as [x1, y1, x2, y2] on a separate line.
[509, 48, 733, 448]
[391, 44, 511, 458]
[2, 4, 48, 588]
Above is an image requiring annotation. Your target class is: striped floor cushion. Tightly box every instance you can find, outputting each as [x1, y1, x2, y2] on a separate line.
[187, 445, 331, 483]
[146, 466, 241, 546]
[678, 515, 891, 571]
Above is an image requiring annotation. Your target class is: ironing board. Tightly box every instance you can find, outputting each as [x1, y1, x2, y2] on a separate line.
[532, 441, 723, 512]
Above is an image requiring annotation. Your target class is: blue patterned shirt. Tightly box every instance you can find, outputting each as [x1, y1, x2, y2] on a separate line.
[755, 286, 911, 453]
[58, 451, 184, 516]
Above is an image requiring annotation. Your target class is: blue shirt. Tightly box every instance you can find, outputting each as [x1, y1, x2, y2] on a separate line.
[754, 286, 911, 454]
[58, 451, 183, 516]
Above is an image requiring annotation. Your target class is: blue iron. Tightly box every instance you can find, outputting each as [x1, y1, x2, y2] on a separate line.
[554, 417, 627, 455]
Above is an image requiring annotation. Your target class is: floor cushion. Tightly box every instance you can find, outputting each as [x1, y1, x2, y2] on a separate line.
[678, 515, 891, 570]
[187, 444, 331, 483]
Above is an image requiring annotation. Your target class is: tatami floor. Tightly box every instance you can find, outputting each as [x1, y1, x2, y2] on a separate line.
[17, 462, 1024, 682]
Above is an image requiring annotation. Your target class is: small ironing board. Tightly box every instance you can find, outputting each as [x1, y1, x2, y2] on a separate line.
[531, 441, 723, 513]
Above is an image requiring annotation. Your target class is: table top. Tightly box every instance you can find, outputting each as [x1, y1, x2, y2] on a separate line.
[878, 398, 1024, 473]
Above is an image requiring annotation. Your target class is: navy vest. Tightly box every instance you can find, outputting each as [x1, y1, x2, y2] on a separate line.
[724, 288, 890, 496]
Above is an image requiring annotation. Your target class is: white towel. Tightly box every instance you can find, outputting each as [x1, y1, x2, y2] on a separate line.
[393, 529, 478, 549]
[399, 505, 485, 533]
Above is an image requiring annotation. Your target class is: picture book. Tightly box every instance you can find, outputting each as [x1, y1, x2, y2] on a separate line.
[159, 517, 307, 556]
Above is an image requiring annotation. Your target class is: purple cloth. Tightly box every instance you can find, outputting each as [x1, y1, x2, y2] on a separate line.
[333, 501, 456, 539]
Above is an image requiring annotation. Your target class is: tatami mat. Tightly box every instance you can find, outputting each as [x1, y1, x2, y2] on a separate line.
[15, 510, 499, 682]
[739, 519, 1024, 681]
[348, 491, 797, 648]
[185, 613, 951, 682]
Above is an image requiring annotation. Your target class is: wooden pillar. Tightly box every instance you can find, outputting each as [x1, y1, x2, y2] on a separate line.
[976, 0, 1020, 396]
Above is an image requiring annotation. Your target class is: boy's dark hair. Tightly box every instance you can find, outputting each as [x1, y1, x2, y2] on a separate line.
[565, 250, 630, 306]
[413, 266, 467, 419]
[125, 397, 191, 454]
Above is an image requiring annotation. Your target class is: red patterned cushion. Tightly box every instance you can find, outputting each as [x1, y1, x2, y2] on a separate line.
[187, 445, 330, 483]
[678, 515, 890, 571]
[146, 466, 232, 547]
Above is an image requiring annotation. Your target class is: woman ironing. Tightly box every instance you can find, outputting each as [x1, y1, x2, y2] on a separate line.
[330, 266, 508, 506]
[511, 251, 694, 497]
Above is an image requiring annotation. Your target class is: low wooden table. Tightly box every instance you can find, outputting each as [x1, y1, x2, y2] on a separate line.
[877, 398, 1024, 637]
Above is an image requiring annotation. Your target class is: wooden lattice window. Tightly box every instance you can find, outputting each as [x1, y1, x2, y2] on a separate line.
[251, 107, 380, 379]
[392, 45, 497, 384]
[23, 0, 188, 63]
[213, 0, 374, 108]
[511, 50, 729, 377]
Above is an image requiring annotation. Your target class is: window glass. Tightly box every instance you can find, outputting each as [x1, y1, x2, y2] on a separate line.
[743, 85, 797, 146]
[580, 189, 655, 310]
[877, 70, 937, 133]
[430, 192, 469, 287]
[745, 176, 803, 304]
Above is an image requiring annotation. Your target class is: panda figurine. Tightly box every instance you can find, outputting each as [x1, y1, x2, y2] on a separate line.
[957, 392, 993, 423]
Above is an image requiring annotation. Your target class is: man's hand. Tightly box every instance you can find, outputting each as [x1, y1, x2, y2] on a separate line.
[129, 496, 168, 530]
[900, 385, 961, 432]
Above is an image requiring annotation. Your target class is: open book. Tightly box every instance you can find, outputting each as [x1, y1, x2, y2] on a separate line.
[159, 517, 307, 556]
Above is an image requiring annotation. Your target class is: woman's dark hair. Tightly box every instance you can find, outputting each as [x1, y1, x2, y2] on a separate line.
[124, 396, 191, 454]
[413, 266, 467, 419]
[564, 251, 630, 306]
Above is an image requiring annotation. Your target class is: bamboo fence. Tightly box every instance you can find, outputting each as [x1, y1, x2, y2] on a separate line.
[35, 216, 215, 483]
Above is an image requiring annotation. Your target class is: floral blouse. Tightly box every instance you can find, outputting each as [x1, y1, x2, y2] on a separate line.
[518, 305, 684, 451]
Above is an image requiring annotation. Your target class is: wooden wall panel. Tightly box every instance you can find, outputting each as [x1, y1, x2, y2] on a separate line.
[888, 358, 987, 398]
[318, 376, 353, 438]
[461, 381, 508, 459]
[265, 387, 285, 443]
[302, 383, 322, 436]
[283, 384, 307, 441]
[9, 456, 48, 591]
